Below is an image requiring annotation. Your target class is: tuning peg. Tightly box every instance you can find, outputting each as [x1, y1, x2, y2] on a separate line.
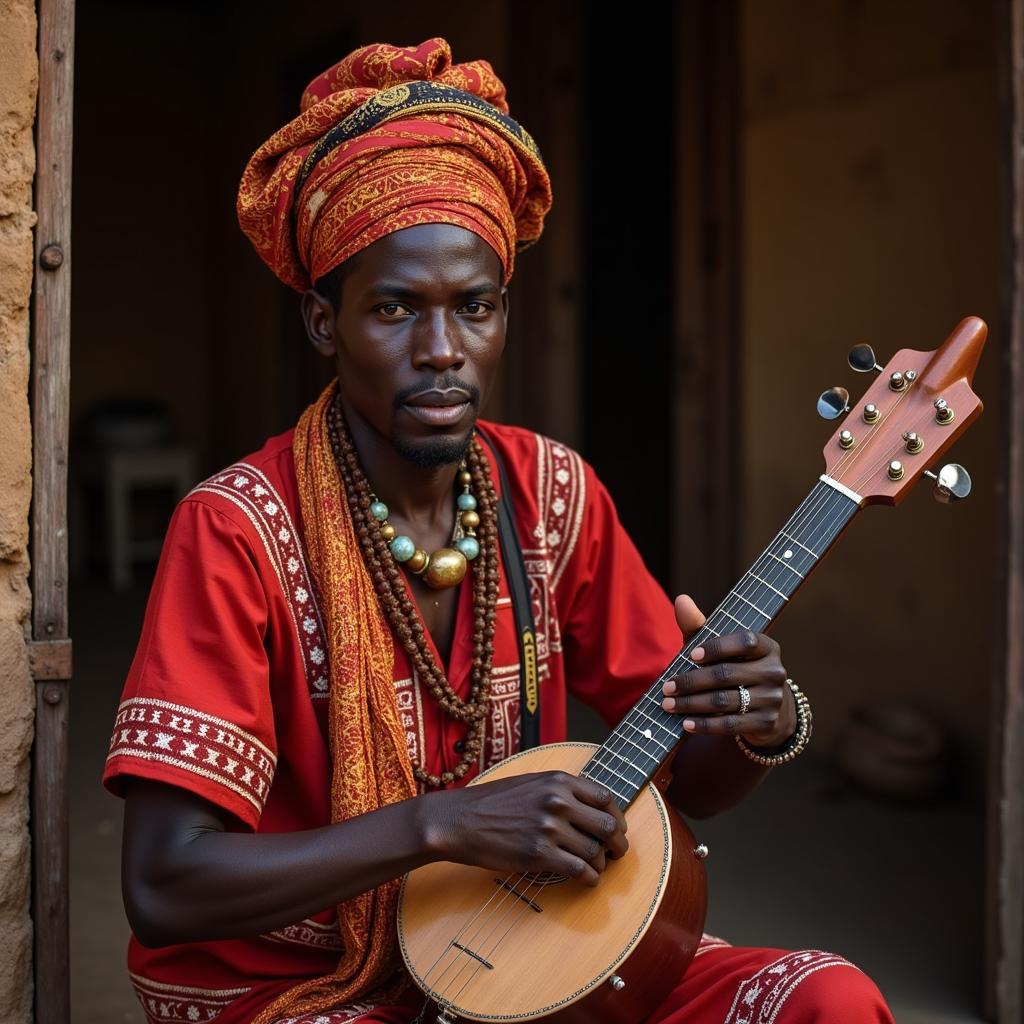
[817, 386, 850, 420]
[923, 463, 972, 503]
[848, 344, 884, 373]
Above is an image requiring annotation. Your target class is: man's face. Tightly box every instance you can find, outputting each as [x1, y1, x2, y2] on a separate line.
[307, 223, 508, 468]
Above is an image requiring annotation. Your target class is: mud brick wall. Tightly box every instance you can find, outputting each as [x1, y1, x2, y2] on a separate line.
[0, 0, 38, 1019]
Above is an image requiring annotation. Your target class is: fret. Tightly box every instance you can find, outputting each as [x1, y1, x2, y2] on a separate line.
[579, 478, 861, 808]
[615, 726, 670, 756]
[634, 698, 681, 739]
[715, 607, 746, 630]
[766, 551, 804, 578]
[727, 589, 772, 620]
[748, 571, 788, 602]
[779, 531, 819, 558]
[579, 773, 630, 805]
[589, 752, 645, 789]
[624, 707, 675, 744]
[596, 743, 650, 777]
[643, 692, 675, 716]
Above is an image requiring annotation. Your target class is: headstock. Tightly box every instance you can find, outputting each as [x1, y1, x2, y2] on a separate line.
[817, 317, 986, 506]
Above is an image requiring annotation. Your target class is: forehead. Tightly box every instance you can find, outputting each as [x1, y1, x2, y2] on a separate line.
[340, 223, 503, 295]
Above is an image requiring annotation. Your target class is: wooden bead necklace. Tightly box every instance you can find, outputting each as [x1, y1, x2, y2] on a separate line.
[327, 397, 500, 787]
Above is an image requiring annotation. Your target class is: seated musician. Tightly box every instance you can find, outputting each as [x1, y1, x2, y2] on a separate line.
[101, 38, 894, 1024]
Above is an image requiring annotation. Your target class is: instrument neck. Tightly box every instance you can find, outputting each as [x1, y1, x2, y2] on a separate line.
[580, 476, 861, 810]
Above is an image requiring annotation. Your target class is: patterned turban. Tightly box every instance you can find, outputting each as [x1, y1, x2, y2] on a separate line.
[237, 38, 552, 291]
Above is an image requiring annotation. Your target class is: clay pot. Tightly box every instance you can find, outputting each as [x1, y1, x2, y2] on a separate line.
[833, 702, 949, 802]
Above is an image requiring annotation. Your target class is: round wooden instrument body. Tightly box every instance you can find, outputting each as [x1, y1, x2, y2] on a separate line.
[397, 743, 708, 1023]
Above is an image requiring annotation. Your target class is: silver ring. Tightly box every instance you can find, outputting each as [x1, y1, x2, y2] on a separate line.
[737, 685, 751, 714]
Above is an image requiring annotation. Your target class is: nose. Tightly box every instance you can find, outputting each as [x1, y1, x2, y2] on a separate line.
[411, 309, 465, 372]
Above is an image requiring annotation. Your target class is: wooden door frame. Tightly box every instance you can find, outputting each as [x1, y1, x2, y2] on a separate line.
[30, 0, 74, 1020]
[21, 4, 1022, 1022]
[990, 2, 1024, 1020]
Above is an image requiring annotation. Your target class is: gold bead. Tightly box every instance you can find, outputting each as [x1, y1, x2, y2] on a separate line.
[458, 470, 472, 486]
[461, 510, 480, 530]
[380, 523, 396, 541]
[423, 548, 468, 589]
[407, 549, 428, 573]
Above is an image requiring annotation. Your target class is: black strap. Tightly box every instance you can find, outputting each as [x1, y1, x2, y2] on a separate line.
[475, 428, 540, 750]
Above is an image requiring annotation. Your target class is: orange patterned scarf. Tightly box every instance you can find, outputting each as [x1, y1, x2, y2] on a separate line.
[251, 381, 417, 1024]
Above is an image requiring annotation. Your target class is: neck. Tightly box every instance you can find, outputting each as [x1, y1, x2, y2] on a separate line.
[337, 392, 463, 525]
[579, 475, 863, 810]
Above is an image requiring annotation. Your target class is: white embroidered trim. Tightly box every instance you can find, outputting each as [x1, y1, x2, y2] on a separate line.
[261, 915, 344, 951]
[723, 949, 860, 1024]
[106, 697, 276, 816]
[544, 442, 586, 591]
[694, 932, 733, 957]
[190, 463, 330, 699]
[129, 970, 250, 1022]
[522, 434, 586, 660]
[272, 1004, 381, 1024]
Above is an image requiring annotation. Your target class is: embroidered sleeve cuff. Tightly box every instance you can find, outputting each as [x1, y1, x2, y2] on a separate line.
[101, 696, 277, 830]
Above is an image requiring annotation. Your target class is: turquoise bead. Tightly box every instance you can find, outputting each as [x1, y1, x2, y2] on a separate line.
[369, 500, 389, 521]
[456, 536, 480, 560]
[390, 535, 415, 562]
[457, 493, 477, 511]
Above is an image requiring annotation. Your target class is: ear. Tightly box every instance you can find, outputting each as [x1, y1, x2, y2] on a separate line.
[301, 289, 338, 357]
[500, 285, 509, 322]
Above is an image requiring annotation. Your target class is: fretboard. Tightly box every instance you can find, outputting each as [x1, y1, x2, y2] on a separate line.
[579, 476, 861, 809]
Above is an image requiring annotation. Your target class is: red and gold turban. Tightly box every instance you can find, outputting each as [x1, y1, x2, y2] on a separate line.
[237, 38, 552, 291]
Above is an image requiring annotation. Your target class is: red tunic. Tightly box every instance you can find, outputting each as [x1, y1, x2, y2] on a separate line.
[101, 421, 893, 1024]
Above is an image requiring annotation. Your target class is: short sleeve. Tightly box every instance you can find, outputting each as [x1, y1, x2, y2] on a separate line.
[556, 462, 683, 728]
[101, 498, 278, 831]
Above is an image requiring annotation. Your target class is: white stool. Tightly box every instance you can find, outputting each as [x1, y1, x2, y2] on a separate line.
[99, 446, 197, 590]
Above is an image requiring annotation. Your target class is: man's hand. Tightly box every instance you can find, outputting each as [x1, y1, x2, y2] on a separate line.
[660, 594, 797, 749]
[421, 771, 629, 887]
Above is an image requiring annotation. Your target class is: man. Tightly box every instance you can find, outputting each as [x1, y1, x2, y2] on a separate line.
[102, 38, 893, 1024]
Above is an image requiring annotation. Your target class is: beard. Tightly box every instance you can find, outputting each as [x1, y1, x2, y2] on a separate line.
[393, 429, 475, 468]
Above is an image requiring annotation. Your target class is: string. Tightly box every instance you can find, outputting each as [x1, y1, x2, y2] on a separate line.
[583, 369, 932, 797]
[428, 478, 860, 1004]
[421, 485, 849, 1009]
[425, 482, 853, 1009]
[583, 480, 848, 789]
[423, 374, 934, 1010]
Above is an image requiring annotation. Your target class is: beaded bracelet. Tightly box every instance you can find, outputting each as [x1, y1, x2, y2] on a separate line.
[735, 678, 813, 766]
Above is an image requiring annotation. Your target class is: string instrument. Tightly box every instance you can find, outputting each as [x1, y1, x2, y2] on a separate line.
[397, 317, 987, 1023]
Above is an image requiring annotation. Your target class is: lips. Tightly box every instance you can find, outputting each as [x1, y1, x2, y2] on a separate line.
[402, 388, 473, 427]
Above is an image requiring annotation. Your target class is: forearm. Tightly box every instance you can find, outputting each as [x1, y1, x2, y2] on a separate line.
[665, 735, 773, 819]
[131, 792, 446, 947]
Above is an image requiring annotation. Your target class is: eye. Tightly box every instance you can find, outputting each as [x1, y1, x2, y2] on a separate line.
[376, 303, 412, 319]
[460, 301, 491, 315]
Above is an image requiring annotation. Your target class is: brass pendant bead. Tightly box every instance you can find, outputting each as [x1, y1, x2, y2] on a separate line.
[406, 549, 429, 573]
[423, 548, 468, 589]
[326, 397, 500, 788]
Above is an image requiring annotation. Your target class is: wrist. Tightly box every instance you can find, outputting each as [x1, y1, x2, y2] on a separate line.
[745, 727, 795, 750]
[743, 677, 799, 748]
[744, 714, 798, 749]
[414, 789, 457, 862]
